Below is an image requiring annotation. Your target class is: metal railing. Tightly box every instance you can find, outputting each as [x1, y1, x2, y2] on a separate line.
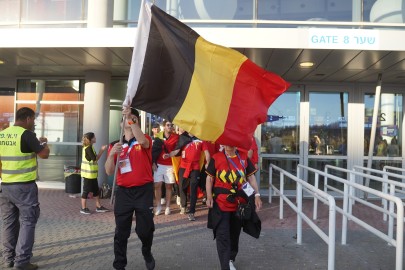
[320, 165, 404, 270]
[351, 165, 405, 240]
[269, 164, 336, 270]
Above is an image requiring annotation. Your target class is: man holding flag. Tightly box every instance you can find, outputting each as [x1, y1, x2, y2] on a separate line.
[124, 0, 290, 151]
[111, 0, 290, 267]
[105, 107, 155, 270]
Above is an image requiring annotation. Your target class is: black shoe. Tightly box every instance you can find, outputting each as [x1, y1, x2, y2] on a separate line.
[96, 206, 109, 213]
[80, 208, 91, 214]
[145, 255, 155, 270]
[4, 261, 14, 268]
[15, 262, 38, 270]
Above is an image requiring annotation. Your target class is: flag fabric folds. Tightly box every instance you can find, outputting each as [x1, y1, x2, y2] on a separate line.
[124, 0, 291, 150]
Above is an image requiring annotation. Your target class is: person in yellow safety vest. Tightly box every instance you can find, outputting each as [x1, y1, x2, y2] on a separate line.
[0, 107, 50, 270]
[80, 132, 108, 215]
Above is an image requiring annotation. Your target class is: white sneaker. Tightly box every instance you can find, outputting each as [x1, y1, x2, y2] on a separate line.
[229, 260, 236, 270]
[176, 196, 181, 206]
[161, 198, 166, 205]
[165, 207, 171, 215]
[155, 205, 162, 216]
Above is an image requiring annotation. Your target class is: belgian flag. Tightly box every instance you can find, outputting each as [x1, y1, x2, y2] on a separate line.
[125, 0, 290, 149]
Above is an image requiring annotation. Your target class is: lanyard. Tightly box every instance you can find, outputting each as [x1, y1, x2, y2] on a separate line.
[125, 139, 138, 156]
[225, 152, 246, 178]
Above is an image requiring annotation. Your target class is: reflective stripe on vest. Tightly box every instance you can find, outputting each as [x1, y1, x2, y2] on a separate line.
[81, 146, 98, 179]
[0, 126, 37, 183]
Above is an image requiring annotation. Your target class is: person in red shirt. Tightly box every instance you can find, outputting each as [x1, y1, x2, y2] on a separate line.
[200, 141, 221, 204]
[168, 132, 203, 221]
[105, 107, 155, 270]
[152, 120, 179, 216]
[206, 145, 262, 270]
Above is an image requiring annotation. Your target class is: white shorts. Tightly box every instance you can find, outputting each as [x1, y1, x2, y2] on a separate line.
[153, 164, 175, 184]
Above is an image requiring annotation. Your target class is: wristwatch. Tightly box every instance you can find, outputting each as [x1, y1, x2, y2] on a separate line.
[254, 193, 261, 197]
[128, 118, 137, 125]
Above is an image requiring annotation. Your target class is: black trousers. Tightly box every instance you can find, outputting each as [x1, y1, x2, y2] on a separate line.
[113, 182, 155, 270]
[216, 211, 242, 270]
[199, 167, 207, 192]
[178, 168, 199, 213]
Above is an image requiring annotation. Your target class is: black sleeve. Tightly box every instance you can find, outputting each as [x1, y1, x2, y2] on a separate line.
[246, 158, 257, 176]
[152, 138, 164, 164]
[85, 146, 97, 162]
[174, 133, 192, 151]
[206, 158, 216, 177]
[21, 130, 44, 154]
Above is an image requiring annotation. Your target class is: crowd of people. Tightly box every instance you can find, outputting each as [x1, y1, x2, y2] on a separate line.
[0, 106, 262, 270]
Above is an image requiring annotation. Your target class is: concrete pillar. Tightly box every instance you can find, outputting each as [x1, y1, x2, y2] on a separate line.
[87, 0, 114, 28]
[84, 70, 111, 186]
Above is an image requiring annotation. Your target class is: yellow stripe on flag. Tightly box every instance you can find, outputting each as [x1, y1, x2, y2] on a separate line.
[174, 37, 247, 141]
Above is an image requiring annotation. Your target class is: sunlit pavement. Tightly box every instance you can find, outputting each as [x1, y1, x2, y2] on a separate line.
[0, 187, 396, 270]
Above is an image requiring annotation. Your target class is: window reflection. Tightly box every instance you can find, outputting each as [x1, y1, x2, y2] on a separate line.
[309, 92, 348, 156]
[364, 93, 402, 157]
[0, 89, 14, 131]
[0, 0, 20, 23]
[16, 79, 84, 145]
[20, 0, 86, 22]
[261, 92, 300, 155]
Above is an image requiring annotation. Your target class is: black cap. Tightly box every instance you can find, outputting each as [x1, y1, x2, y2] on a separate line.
[152, 122, 160, 128]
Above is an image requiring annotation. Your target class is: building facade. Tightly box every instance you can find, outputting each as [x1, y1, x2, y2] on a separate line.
[0, 0, 404, 194]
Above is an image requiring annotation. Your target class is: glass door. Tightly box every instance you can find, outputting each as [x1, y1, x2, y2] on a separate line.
[307, 91, 349, 191]
[363, 92, 403, 190]
[261, 91, 300, 191]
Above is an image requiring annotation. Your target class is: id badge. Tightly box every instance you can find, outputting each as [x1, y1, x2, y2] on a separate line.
[242, 182, 254, 197]
[119, 158, 132, 174]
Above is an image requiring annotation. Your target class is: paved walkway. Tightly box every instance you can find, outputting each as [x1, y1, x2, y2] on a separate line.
[0, 186, 398, 270]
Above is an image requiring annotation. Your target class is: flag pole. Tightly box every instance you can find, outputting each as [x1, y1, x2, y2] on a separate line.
[110, 114, 126, 205]
[364, 73, 382, 199]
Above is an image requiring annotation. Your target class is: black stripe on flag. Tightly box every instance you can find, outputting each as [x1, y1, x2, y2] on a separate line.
[131, 5, 200, 121]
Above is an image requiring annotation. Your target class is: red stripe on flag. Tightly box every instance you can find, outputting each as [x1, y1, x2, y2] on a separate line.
[216, 59, 290, 149]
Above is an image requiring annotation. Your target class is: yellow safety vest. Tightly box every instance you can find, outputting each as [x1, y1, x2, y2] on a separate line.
[81, 145, 98, 179]
[0, 126, 37, 183]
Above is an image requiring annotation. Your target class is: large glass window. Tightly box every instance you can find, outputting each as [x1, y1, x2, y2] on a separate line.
[16, 79, 84, 182]
[262, 91, 300, 191]
[309, 92, 348, 156]
[307, 91, 348, 191]
[166, 0, 378, 23]
[0, 88, 14, 130]
[0, 0, 20, 25]
[262, 92, 300, 154]
[20, 0, 86, 24]
[17, 79, 83, 144]
[364, 93, 402, 159]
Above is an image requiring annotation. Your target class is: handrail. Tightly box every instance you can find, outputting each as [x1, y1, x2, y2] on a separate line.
[318, 164, 404, 270]
[352, 165, 405, 242]
[269, 164, 336, 270]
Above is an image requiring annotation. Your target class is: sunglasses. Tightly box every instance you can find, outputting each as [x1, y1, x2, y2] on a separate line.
[166, 124, 174, 127]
